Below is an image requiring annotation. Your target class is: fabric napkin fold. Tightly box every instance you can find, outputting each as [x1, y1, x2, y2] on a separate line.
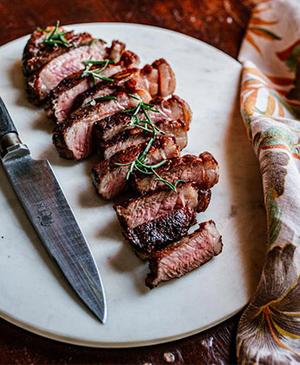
[237, 0, 300, 363]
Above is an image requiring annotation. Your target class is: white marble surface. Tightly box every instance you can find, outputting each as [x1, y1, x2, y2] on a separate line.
[0, 23, 267, 347]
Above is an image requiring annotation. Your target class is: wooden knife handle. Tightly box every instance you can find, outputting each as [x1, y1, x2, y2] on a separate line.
[0, 97, 18, 139]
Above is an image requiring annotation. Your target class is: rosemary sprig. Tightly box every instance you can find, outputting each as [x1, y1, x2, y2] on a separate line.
[115, 157, 183, 192]
[43, 21, 70, 47]
[124, 95, 164, 135]
[114, 94, 180, 191]
[83, 60, 115, 66]
[87, 95, 117, 106]
[81, 59, 115, 83]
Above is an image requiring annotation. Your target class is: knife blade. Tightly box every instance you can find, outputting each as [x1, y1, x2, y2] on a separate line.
[0, 97, 106, 323]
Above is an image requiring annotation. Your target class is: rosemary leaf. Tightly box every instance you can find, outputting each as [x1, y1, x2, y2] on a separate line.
[114, 161, 132, 167]
[81, 59, 114, 83]
[83, 60, 115, 66]
[87, 95, 117, 105]
[128, 93, 141, 101]
[43, 21, 70, 47]
[152, 169, 177, 191]
[138, 159, 167, 169]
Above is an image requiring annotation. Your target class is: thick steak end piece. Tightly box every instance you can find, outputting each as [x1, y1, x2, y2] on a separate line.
[145, 220, 223, 288]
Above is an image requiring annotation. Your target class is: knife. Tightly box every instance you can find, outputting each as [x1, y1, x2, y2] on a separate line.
[0, 97, 106, 323]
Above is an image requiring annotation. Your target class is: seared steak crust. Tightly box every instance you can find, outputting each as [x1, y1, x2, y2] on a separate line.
[133, 152, 219, 194]
[125, 207, 196, 259]
[125, 58, 176, 98]
[53, 91, 140, 160]
[197, 189, 211, 213]
[106, 40, 126, 63]
[92, 135, 179, 200]
[145, 220, 223, 288]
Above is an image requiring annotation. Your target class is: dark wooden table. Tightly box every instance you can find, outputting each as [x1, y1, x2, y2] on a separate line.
[0, 1, 253, 363]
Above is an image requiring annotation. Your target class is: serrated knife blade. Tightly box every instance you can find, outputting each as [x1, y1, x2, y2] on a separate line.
[0, 97, 106, 323]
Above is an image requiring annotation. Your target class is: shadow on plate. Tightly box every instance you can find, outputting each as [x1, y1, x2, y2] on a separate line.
[9, 60, 36, 110]
[224, 90, 267, 298]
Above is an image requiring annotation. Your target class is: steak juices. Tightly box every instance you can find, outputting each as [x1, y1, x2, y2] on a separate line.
[23, 22, 222, 288]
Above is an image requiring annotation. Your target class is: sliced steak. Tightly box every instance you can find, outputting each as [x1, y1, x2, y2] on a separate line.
[75, 58, 175, 110]
[145, 220, 223, 288]
[115, 185, 211, 257]
[92, 135, 179, 200]
[53, 91, 142, 160]
[46, 50, 139, 123]
[97, 118, 187, 160]
[26, 39, 107, 104]
[94, 94, 192, 143]
[114, 183, 210, 231]
[22, 26, 94, 76]
[126, 207, 196, 259]
[133, 152, 219, 194]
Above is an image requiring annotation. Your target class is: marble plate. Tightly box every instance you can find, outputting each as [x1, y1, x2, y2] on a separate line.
[0, 23, 267, 347]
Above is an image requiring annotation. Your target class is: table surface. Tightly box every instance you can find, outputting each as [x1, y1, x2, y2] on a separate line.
[0, 1, 254, 363]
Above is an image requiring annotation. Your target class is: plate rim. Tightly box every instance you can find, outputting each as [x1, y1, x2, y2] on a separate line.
[0, 306, 243, 348]
[0, 22, 245, 348]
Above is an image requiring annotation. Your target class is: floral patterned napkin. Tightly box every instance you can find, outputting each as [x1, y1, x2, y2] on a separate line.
[237, 0, 300, 363]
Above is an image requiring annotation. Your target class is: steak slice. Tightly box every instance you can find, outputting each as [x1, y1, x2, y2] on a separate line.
[133, 152, 219, 194]
[106, 40, 126, 63]
[46, 49, 139, 123]
[92, 135, 179, 200]
[114, 183, 210, 231]
[22, 25, 94, 76]
[115, 186, 211, 258]
[126, 58, 176, 98]
[75, 67, 140, 109]
[97, 118, 187, 160]
[94, 94, 192, 143]
[145, 220, 223, 288]
[126, 207, 196, 259]
[26, 39, 107, 104]
[52, 91, 141, 160]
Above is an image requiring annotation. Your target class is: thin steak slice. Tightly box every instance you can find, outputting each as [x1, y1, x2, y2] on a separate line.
[97, 118, 188, 160]
[145, 220, 223, 288]
[133, 152, 219, 194]
[73, 67, 140, 110]
[94, 94, 192, 143]
[92, 135, 179, 200]
[26, 39, 107, 104]
[22, 26, 94, 76]
[115, 187, 211, 258]
[52, 91, 142, 160]
[46, 49, 139, 123]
